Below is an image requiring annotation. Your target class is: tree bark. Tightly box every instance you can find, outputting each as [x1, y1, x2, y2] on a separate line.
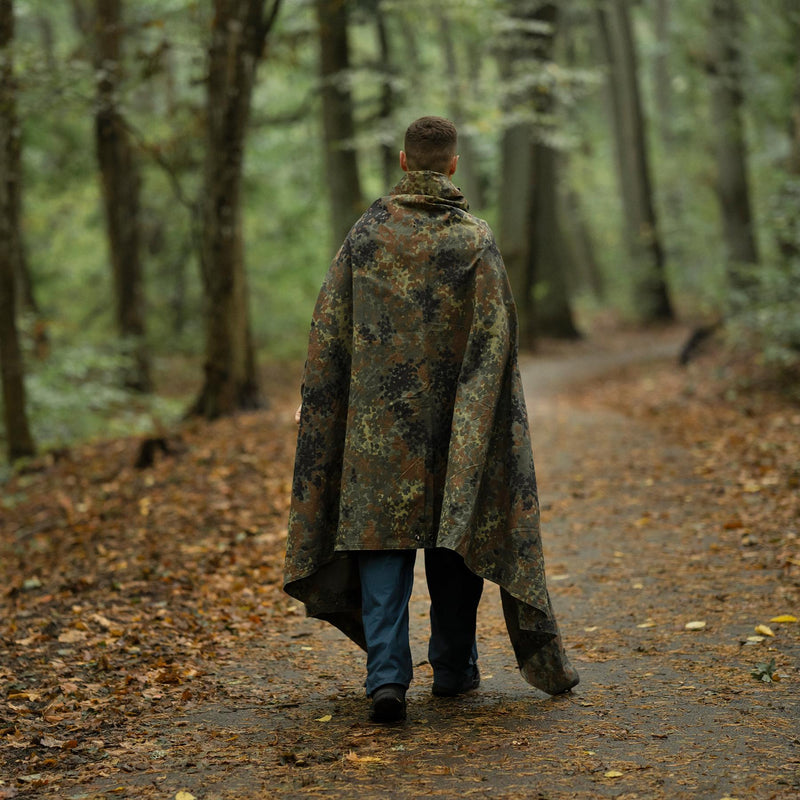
[597, 0, 674, 321]
[438, 8, 485, 210]
[775, 0, 800, 261]
[94, 0, 151, 391]
[528, 133, 581, 339]
[706, 0, 759, 289]
[499, 120, 535, 346]
[652, 0, 673, 147]
[317, 0, 363, 251]
[190, 0, 281, 419]
[498, 1, 579, 346]
[527, 4, 579, 340]
[0, 0, 35, 461]
[374, 0, 396, 192]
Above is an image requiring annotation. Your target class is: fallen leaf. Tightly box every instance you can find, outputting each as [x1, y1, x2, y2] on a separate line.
[751, 659, 777, 683]
[316, 714, 332, 722]
[685, 621, 706, 630]
[769, 615, 797, 623]
[175, 792, 196, 800]
[39, 735, 65, 749]
[637, 620, 656, 628]
[754, 624, 774, 637]
[604, 770, 624, 778]
[57, 629, 88, 643]
[345, 751, 382, 763]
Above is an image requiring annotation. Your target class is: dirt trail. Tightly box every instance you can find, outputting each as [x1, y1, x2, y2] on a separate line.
[7, 327, 798, 800]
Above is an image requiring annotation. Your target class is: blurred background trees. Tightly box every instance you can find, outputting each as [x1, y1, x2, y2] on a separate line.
[1, 0, 799, 461]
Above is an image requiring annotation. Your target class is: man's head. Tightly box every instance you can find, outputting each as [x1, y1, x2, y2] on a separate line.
[400, 116, 458, 177]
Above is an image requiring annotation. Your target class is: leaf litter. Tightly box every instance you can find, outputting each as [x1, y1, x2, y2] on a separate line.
[1, 334, 798, 799]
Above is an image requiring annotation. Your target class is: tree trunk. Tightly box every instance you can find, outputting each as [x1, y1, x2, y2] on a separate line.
[706, 0, 759, 291]
[528, 136, 581, 339]
[526, 4, 579, 340]
[190, 0, 281, 419]
[652, 0, 673, 147]
[597, 0, 674, 321]
[775, 0, 800, 262]
[95, 0, 151, 391]
[499, 120, 535, 347]
[561, 184, 606, 301]
[437, 10, 486, 210]
[317, 0, 363, 250]
[374, 0, 396, 192]
[499, 1, 579, 347]
[0, 0, 35, 461]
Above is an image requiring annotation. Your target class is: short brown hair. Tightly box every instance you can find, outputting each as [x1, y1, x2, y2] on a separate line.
[403, 116, 458, 174]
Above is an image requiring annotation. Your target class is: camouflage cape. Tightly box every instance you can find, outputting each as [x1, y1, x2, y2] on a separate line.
[284, 171, 578, 695]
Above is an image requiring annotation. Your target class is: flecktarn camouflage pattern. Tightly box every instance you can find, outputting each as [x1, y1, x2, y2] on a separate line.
[284, 171, 578, 695]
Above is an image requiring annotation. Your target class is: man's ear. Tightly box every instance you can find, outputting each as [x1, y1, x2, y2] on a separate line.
[399, 150, 408, 172]
[448, 154, 459, 177]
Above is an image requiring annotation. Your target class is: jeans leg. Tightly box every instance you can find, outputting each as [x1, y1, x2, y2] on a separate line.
[358, 549, 416, 696]
[425, 548, 483, 691]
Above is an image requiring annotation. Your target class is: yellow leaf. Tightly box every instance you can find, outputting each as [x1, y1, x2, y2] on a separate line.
[685, 621, 706, 631]
[604, 770, 624, 778]
[637, 620, 656, 628]
[770, 615, 797, 623]
[754, 624, 774, 637]
[316, 714, 332, 722]
[175, 793, 196, 800]
[345, 751, 381, 763]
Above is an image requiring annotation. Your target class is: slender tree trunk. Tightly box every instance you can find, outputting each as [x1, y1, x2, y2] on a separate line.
[597, 0, 674, 321]
[6, 22, 35, 316]
[374, 0, 396, 192]
[561, 184, 606, 300]
[775, 0, 800, 262]
[190, 0, 281, 419]
[438, 8, 485, 210]
[706, 0, 759, 292]
[317, 0, 363, 251]
[526, 4, 580, 340]
[653, 0, 673, 147]
[559, 9, 604, 301]
[499, 120, 535, 346]
[498, 0, 538, 347]
[528, 136, 581, 339]
[499, 1, 579, 346]
[0, 0, 35, 461]
[94, 0, 151, 391]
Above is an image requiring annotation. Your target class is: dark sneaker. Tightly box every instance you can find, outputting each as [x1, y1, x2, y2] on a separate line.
[432, 666, 481, 697]
[369, 684, 407, 723]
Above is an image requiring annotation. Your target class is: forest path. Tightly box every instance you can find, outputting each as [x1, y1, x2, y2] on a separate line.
[4, 326, 798, 800]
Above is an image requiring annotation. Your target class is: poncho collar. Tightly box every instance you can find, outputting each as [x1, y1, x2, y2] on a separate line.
[390, 170, 469, 211]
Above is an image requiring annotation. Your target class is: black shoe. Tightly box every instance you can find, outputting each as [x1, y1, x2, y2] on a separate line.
[369, 684, 407, 723]
[432, 666, 480, 697]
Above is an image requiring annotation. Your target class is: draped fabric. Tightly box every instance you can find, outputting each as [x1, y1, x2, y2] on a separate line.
[284, 171, 578, 694]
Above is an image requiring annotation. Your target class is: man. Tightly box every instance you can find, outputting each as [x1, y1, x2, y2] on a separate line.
[285, 116, 578, 724]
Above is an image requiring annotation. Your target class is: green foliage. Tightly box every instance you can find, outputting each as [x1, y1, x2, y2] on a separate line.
[751, 659, 777, 683]
[4, 0, 800, 459]
[19, 328, 182, 450]
[724, 174, 800, 375]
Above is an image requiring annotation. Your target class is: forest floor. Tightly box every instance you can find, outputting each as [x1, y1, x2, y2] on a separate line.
[1, 325, 799, 800]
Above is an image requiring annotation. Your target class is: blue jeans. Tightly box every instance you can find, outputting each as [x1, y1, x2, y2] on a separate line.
[358, 548, 484, 696]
